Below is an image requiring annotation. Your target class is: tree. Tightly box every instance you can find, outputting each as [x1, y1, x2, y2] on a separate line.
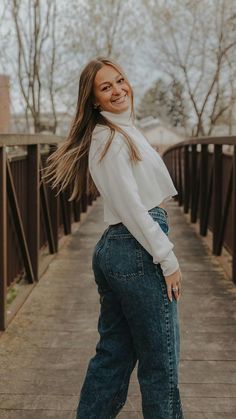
[144, 0, 236, 136]
[10, 0, 58, 133]
[0, 1, 9, 69]
[168, 79, 188, 127]
[57, 0, 145, 114]
[138, 78, 188, 127]
[62, 0, 143, 60]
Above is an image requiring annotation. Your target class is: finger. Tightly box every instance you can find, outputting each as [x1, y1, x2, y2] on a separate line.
[177, 281, 182, 300]
[178, 280, 182, 294]
[172, 288, 179, 301]
[167, 283, 172, 302]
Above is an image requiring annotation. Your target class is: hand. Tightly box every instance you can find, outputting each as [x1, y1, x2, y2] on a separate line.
[164, 268, 182, 302]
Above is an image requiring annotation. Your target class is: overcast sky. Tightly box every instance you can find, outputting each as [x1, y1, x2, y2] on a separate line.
[0, 0, 163, 115]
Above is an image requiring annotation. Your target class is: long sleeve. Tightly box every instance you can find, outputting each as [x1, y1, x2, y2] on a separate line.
[90, 130, 179, 277]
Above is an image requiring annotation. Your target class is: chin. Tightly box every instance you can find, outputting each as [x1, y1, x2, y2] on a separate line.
[112, 104, 130, 113]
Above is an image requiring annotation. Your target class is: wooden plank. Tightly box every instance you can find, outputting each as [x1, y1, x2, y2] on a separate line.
[232, 146, 236, 284]
[172, 149, 177, 191]
[81, 190, 88, 213]
[48, 186, 59, 253]
[0, 147, 7, 330]
[0, 199, 235, 417]
[216, 166, 233, 255]
[40, 158, 56, 254]
[178, 147, 183, 206]
[7, 159, 35, 283]
[0, 134, 64, 146]
[201, 163, 213, 236]
[73, 199, 81, 223]
[212, 145, 223, 254]
[162, 135, 236, 154]
[199, 144, 208, 236]
[190, 145, 198, 222]
[27, 145, 40, 281]
[59, 193, 71, 235]
[47, 146, 59, 252]
[183, 145, 190, 213]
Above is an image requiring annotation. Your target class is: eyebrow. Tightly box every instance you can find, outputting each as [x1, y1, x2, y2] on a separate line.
[98, 74, 123, 87]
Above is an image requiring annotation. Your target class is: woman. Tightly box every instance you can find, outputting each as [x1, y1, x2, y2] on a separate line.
[44, 57, 183, 419]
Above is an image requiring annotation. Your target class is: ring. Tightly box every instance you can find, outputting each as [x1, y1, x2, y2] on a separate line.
[172, 287, 178, 292]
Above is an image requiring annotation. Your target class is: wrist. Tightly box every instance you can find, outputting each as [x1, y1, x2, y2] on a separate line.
[160, 250, 179, 277]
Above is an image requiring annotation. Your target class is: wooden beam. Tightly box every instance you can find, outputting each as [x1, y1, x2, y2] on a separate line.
[40, 158, 56, 254]
[27, 145, 40, 281]
[0, 147, 7, 330]
[199, 144, 208, 236]
[0, 134, 64, 146]
[184, 145, 190, 213]
[232, 146, 236, 284]
[7, 160, 35, 283]
[212, 145, 223, 255]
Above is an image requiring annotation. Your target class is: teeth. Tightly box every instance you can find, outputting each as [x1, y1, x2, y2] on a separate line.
[113, 95, 127, 104]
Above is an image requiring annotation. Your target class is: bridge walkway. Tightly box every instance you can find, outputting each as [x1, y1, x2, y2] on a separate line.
[0, 198, 236, 418]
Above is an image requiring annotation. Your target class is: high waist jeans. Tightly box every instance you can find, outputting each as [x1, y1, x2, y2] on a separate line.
[76, 206, 183, 419]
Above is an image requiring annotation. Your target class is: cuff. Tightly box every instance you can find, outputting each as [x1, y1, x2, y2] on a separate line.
[154, 250, 179, 277]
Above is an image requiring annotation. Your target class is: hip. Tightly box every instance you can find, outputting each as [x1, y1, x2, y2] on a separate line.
[93, 206, 169, 279]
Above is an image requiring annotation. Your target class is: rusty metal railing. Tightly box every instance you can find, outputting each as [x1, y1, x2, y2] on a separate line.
[163, 137, 236, 284]
[0, 134, 97, 331]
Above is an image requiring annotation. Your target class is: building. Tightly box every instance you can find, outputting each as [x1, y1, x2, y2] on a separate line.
[11, 112, 71, 137]
[138, 117, 184, 155]
[0, 75, 10, 133]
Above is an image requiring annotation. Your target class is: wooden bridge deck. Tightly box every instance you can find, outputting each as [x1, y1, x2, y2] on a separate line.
[0, 198, 236, 419]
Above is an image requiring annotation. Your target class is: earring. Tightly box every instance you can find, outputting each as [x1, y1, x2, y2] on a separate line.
[93, 103, 99, 109]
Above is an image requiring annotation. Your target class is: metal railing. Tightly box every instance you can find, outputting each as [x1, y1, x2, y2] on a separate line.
[0, 134, 97, 330]
[163, 137, 236, 284]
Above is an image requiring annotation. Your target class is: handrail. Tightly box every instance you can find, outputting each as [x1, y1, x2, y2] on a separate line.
[0, 133, 97, 331]
[165, 136, 236, 151]
[0, 133, 64, 146]
[163, 136, 236, 284]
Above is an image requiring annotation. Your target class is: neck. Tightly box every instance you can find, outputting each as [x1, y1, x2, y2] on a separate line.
[100, 106, 134, 127]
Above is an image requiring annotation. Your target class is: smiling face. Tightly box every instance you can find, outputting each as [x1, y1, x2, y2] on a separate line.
[93, 64, 131, 114]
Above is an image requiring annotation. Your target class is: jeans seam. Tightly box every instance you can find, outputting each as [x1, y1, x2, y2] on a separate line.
[160, 277, 175, 418]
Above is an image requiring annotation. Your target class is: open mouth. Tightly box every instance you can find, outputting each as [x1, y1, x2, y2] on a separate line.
[112, 94, 128, 104]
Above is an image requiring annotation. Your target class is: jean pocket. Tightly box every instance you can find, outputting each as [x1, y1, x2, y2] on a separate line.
[105, 234, 144, 280]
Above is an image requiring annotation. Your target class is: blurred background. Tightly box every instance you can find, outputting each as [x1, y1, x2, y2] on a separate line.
[0, 0, 236, 146]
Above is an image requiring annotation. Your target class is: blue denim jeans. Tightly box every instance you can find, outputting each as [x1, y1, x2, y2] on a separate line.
[76, 206, 183, 419]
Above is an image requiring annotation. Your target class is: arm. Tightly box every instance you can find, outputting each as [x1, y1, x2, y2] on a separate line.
[92, 131, 179, 277]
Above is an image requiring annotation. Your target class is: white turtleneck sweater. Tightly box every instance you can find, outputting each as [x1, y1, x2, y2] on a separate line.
[88, 107, 179, 277]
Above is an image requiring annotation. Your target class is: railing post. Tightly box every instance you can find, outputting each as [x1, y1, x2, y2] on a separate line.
[48, 186, 59, 253]
[73, 199, 81, 223]
[47, 144, 59, 252]
[184, 145, 190, 213]
[178, 147, 183, 206]
[0, 147, 7, 330]
[174, 149, 178, 195]
[27, 144, 40, 281]
[81, 190, 88, 213]
[199, 144, 208, 236]
[232, 146, 236, 284]
[190, 144, 198, 222]
[212, 145, 222, 255]
[60, 191, 71, 235]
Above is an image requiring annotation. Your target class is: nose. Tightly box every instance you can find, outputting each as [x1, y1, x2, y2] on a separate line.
[112, 83, 122, 95]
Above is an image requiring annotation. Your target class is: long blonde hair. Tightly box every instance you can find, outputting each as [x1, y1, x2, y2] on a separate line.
[43, 57, 142, 201]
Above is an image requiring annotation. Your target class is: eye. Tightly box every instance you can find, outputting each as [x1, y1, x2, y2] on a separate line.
[101, 85, 110, 91]
[118, 78, 125, 83]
